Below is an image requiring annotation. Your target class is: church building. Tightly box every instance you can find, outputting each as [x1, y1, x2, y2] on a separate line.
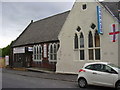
[11, 0, 119, 73]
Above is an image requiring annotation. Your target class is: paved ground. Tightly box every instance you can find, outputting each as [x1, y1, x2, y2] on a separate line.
[2, 68, 77, 82]
[2, 72, 78, 88]
[2, 68, 115, 89]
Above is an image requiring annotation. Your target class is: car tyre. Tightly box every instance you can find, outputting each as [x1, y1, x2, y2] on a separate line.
[116, 81, 120, 90]
[78, 78, 87, 88]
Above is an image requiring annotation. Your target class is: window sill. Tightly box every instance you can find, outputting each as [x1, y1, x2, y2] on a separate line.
[33, 60, 42, 62]
[49, 60, 57, 62]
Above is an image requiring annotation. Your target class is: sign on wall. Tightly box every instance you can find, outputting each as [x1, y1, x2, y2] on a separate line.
[97, 6, 103, 34]
[28, 47, 33, 52]
[109, 23, 120, 42]
[13, 47, 25, 54]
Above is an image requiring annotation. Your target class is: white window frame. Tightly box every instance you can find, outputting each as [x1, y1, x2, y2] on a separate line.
[88, 30, 101, 61]
[49, 43, 59, 62]
[33, 45, 42, 62]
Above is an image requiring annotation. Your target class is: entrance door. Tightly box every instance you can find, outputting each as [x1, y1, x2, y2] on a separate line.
[25, 53, 32, 67]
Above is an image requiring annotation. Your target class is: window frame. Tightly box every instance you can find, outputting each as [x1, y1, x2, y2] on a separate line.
[82, 4, 87, 10]
[33, 45, 42, 62]
[88, 30, 101, 61]
[49, 43, 59, 62]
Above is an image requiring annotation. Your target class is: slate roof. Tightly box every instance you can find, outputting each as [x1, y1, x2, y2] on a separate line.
[12, 11, 70, 47]
[100, 2, 119, 20]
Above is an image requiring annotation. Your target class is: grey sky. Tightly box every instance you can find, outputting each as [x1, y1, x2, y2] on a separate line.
[1, 1, 75, 48]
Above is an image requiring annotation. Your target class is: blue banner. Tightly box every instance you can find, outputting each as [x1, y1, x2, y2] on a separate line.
[97, 6, 103, 34]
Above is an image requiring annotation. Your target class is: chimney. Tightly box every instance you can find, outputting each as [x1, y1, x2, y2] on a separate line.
[31, 20, 33, 23]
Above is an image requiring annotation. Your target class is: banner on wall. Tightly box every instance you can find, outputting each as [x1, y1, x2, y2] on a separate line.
[97, 6, 103, 34]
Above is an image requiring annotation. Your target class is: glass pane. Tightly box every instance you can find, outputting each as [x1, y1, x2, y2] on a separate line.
[57, 44, 60, 50]
[50, 45, 53, 53]
[50, 54, 53, 60]
[95, 31, 100, 47]
[95, 49, 100, 60]
[89, 49, 94, 60]
[80, 33, 84, 48]
[88, 31, 93, 47]
[54, 44, 57, 53]
[54, 54, 57, 60]
[80, 50, 84, 60]
[74, 34, 78, 49]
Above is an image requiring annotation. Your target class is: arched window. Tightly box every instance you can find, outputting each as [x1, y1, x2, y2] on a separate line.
[49, 43, 58, 62]
[88, 31, 93, 48]
[74, 34, 78, 49]
[95, 31, 100, 47]
[88, 31, 101, 60]
[80, 32, 84, 48]
[33, 45, 42, 61]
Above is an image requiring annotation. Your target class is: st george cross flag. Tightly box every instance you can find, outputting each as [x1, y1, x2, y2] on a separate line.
[109, 23, 120, 42]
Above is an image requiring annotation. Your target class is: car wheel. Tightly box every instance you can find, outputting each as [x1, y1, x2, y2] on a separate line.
[116, 81, 120, 90]
[78, 78, 87, 88]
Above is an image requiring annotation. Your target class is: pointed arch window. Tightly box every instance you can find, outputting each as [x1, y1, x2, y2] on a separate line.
[88, 31, 101, 60]
[88, 31, 93, 48]
[74, 34, 78, 49]
[80, 32, 84, 48]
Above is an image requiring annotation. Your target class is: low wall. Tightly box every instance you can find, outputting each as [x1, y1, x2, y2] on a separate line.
[0, 58, 5, 68]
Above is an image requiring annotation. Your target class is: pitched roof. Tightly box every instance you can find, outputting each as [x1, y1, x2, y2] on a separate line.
[100, 2, 119, 20]
[12, 11, 70, 47]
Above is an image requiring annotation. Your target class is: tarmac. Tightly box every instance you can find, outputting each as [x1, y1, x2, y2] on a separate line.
[2, 68, 78, 82]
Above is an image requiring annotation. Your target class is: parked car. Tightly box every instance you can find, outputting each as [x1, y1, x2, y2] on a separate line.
[77, 62, 120, 90]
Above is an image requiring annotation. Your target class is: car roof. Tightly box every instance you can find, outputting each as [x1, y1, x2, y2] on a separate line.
[83, 62, 111, 68]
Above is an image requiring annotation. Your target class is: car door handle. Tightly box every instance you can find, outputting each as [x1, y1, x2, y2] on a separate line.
[92, 72, 97, 74]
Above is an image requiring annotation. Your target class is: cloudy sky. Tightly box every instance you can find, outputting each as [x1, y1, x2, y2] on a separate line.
[1, 0, 75, 48]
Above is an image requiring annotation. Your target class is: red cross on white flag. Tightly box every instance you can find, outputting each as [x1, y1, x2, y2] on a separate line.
[109, 23, 120, 42]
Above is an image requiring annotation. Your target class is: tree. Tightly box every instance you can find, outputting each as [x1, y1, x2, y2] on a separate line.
[1, 41, 14, 57]
[2, 45, 10, 57]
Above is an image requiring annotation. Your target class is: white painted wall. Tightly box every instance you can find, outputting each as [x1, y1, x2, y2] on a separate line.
[56, 1, 119, 74]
